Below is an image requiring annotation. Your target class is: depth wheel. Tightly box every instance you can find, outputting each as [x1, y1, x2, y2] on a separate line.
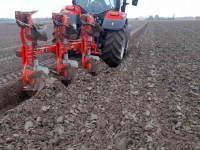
[101, 26, 126, 67]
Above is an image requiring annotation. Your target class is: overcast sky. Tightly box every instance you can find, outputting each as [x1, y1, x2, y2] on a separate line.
[0, 0, 199, 18]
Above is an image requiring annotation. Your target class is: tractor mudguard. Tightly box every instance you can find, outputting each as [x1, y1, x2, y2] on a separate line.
[102, 11, 127, 30]
[126, 24, 132, 41]
[125, 24, 132, 52]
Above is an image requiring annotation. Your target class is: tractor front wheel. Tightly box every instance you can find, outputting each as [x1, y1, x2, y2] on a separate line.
[101, 26, 126, 67]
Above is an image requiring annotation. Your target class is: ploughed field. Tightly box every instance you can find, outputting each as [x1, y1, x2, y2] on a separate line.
[0, 20, 200, 149]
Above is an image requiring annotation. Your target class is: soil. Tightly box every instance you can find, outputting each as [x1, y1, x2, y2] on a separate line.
[0, 78, 32, 114]
[0, 20, 200, 150]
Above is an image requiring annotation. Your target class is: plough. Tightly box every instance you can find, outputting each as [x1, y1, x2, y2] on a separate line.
[15, 11, 103, 92]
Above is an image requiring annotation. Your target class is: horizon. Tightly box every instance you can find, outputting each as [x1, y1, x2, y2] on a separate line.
[0, 0, 199, 19]
[0, 15, 198, 19]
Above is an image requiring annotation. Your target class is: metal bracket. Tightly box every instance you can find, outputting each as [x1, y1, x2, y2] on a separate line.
[34, 60, 49, 75]
[64, 54, 78, 68]
[86, 55, 100, 61]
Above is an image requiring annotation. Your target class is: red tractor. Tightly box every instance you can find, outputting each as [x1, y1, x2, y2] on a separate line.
[15, 0, 138, 93]
[58, 0, 138, 66]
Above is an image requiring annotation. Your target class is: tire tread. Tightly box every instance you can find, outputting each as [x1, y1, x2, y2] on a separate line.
[102, 26, 126, 67]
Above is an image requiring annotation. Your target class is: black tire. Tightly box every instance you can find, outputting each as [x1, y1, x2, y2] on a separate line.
[101, 26, 126, 67]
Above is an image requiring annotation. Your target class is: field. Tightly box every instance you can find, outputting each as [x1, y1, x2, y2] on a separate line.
[0, 20, 200, 149]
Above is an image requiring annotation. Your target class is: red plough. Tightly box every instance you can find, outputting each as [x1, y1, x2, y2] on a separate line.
[15, 11, 103, 93]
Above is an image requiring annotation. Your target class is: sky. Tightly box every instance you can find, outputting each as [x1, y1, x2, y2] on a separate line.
[0, 0, 199, 18]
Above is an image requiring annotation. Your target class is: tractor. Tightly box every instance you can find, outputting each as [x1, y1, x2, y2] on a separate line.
[57, 0, 138, 66]
[15, 0, 138, 93]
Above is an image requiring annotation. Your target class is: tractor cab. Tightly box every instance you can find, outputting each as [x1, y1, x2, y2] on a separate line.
[68, 0, 138, 27]
[73, 0, 118, 14]
[72, 0, 138, 14]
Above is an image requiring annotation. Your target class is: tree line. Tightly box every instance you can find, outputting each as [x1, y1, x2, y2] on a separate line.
[132, 15, 195, 21]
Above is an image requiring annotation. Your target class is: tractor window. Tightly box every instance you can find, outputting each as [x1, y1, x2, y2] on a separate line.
[75, 0, 117, 14]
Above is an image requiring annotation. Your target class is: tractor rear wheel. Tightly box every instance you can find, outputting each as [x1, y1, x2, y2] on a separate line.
[101, 26, 126, 67]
